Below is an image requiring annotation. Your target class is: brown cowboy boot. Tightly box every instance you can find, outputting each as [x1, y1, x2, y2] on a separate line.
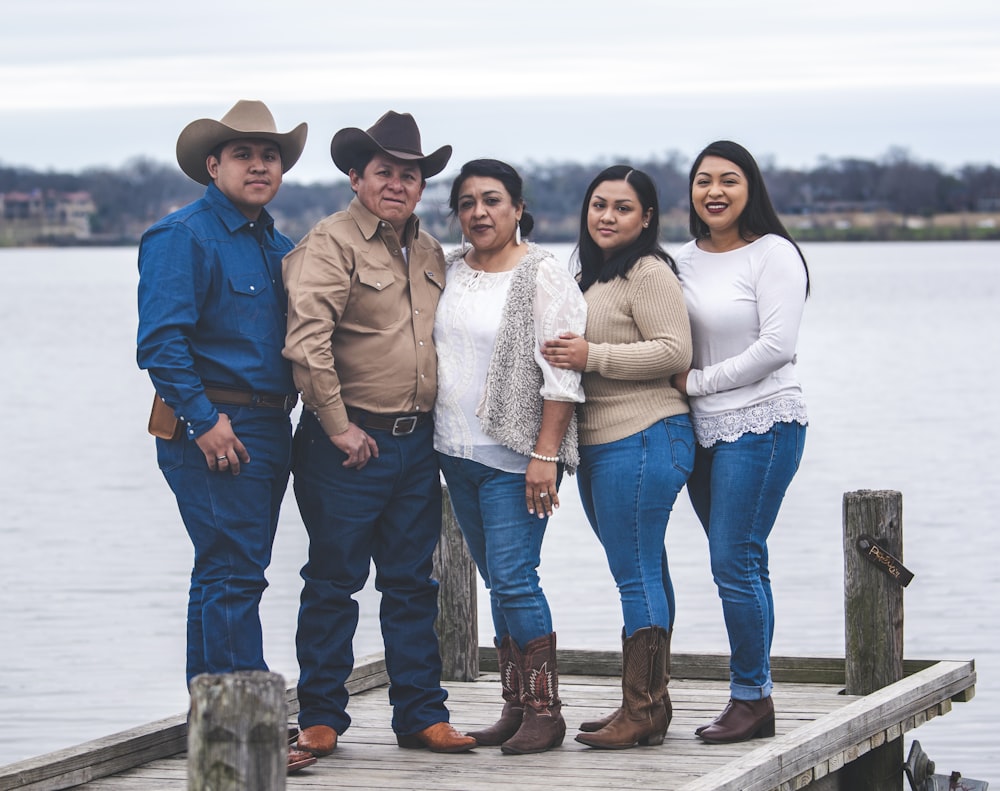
[574, 626, 668, 749]
[500, 632, 565, 755]
[466, 635, 523, 746]
[579, 628, 673, 735]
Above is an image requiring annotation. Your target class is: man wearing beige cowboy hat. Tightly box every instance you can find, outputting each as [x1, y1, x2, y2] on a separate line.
[283, 111, 474, 756]
[137, 100, 316, 773]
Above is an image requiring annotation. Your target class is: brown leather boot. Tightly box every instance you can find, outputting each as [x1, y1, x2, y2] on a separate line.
[500, 632, 565, 755]
[579, 628, 673, 734]
[575, 626, 668, 749]
[697, 696, 775, 744]
[466, 635, 523, 746]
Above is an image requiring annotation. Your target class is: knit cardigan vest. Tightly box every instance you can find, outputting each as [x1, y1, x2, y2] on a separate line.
[475, 245, 580, 473]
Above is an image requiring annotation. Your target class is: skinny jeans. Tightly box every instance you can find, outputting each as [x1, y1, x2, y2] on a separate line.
[686, 420, 806, 700]
[437, 454, 559, 650]
[576, 415, 695, 636]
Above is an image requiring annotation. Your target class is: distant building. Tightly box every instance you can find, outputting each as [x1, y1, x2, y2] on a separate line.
[0, 189, 96, 245]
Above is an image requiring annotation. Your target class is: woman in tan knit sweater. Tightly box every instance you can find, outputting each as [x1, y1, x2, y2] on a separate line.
[543, 165, 694, 750]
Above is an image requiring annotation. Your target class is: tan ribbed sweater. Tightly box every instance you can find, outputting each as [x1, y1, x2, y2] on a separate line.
[579, 255, 692, 445]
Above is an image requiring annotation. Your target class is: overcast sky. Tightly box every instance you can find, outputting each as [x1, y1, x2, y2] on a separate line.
[2, 0, 998, 184]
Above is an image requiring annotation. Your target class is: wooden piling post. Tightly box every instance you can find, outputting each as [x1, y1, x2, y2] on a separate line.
[843, 489, 905, 791]
[433, 485, 479, 681]
[188, 671, 286, 791]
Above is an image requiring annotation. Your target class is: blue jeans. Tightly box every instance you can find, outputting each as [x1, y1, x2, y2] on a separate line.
[157, 405, 292, 683]
[686, 420, 806, 700]
[437, 454, 559, 649]
[577, 415, 695, 636]
[292, 411, 448, 737]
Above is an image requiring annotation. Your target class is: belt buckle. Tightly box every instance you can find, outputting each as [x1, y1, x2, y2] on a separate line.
[391, 415, 418, 436]
[282, 394, 297, 412]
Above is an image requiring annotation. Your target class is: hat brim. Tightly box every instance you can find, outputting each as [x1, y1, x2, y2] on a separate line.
[330, 127, 452, 179]
[176, 119, 308, 186]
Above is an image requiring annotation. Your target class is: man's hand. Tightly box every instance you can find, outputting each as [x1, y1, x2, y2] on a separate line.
[330, 423, 380, 469]
[195, 413, 250, 475]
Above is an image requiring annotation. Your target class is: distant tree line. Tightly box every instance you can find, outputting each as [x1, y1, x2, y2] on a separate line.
[3, 147, 999, 245]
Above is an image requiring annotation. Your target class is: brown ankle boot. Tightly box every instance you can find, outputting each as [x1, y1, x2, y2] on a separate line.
[500, 632, 565, 755]
[575, 626, 669, 749]
[467, 636, 523, 746]
[579, 628, 673, 734]
[697, 696, 775, 744]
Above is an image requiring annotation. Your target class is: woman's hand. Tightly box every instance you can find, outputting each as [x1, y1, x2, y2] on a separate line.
[542, 332, 589, 371]
[671, 370, 690, 395]
[525, 458, 559, 517]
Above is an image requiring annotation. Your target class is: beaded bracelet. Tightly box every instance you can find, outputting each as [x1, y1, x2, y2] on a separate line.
[529, 451, 559, 463]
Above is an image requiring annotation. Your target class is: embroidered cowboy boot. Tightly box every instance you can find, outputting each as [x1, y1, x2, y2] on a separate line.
[466, 635, 523, 746]
[500, 632, 565, 755]
[578, 627, 673, 736]
[574, 625, 668, 749]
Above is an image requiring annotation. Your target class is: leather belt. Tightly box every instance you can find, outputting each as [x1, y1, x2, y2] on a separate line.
[347, 408, 430, 436]
[204, 387, 298, 412]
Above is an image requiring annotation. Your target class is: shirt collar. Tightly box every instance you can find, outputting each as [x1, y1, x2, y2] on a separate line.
[347, 197, 420, 247]
[204, 181, 276, 237]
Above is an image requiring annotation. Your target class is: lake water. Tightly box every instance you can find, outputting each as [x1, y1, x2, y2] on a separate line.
[0, 242, 997, 780]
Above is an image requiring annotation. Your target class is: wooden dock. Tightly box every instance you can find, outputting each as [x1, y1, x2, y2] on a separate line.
[0, 649, 975, 791]
[0, 490, 979, 790]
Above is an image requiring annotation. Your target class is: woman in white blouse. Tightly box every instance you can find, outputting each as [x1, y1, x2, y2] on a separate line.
[433, 159, 587, 755]
[673, 140, 810, 745]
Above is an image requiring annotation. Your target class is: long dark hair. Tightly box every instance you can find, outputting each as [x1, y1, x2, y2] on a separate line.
[448, 158, 535, 238]
[576, 165, 674, 292]
[689, 140, 810, 295]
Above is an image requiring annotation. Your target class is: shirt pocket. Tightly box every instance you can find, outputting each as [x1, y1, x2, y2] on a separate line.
[229, 272, 274, 340]
[355, 266, 407, 330]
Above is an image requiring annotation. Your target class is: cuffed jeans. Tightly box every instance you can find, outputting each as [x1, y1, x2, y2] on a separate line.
[292, 411, 448, 737]
[686, 420, 806, 700]
[157, 405, 292, 683]
[437, 454, 559, 649]
[577, 415, 695, 636]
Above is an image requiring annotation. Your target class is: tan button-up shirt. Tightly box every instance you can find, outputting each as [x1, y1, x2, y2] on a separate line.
[282, 198, 445, 436]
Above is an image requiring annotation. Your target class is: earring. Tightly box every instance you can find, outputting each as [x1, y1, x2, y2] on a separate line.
[643, 223, 649, 228]
[461, 234, 469, 252]
[515, 222, 522, 245]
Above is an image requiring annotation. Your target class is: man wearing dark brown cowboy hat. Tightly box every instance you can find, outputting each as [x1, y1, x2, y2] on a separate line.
[137, 100, 316, 773]
[283, 111, 475, 756]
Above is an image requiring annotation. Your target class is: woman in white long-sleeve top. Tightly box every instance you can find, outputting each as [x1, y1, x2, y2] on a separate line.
[672, 140, 810, 745]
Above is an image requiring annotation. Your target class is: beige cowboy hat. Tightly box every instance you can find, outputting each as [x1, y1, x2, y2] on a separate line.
[176, 100, 308, 186]
[330, 110, 451, 178]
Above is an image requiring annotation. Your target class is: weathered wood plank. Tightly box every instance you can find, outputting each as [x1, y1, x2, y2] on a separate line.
[676, 659, 975, 791]
[434, 488, 478, 682]
[0, 654, 388, 791]
[480, 647, 938, 685]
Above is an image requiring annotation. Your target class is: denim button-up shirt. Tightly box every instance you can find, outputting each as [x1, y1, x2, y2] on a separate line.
[137, 182, 296, 439]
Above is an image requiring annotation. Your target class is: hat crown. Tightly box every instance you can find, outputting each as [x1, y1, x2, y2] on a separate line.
[218, 100, 280, 135]
[367, 111, 423, 157]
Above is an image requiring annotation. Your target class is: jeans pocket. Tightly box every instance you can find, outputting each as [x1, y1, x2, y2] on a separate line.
[663, 415, 696, 477]
[156, 435, 186, 473]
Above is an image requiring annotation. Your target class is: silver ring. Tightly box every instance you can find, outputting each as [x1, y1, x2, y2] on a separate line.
[539, 492, 548, 498]
[216, 456, 229, 462]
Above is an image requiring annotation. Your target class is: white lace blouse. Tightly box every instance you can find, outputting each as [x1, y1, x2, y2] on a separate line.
[674, 234, 809, 448]
[433, 248, 586, 474]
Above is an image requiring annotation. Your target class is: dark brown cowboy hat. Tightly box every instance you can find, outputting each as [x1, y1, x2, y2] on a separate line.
[176, 100, 308, 185]
[330, 111, 451, 178]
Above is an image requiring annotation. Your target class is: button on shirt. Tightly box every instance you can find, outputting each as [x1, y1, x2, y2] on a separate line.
[283, 197, 445, 436]
[137, 182, 296, 439]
